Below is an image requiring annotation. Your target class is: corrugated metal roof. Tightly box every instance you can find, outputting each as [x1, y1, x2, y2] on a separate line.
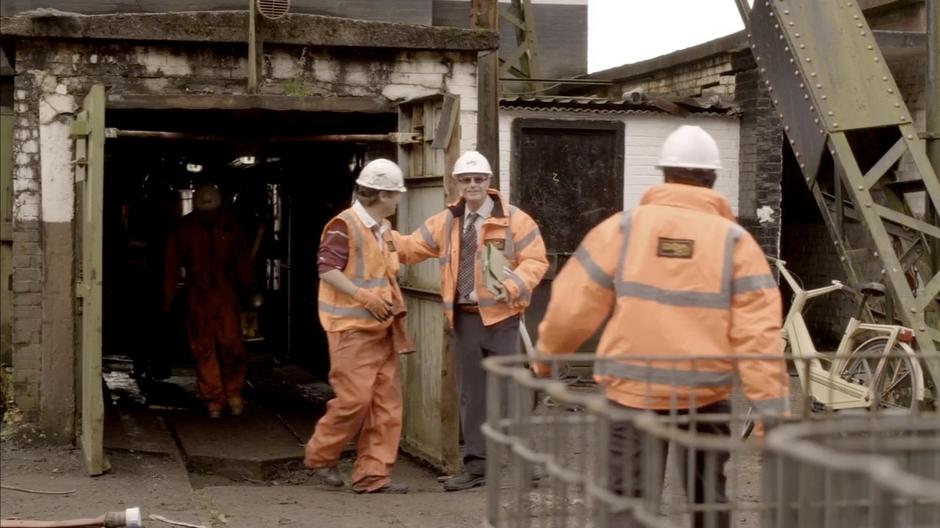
[498, 95, 736, 117]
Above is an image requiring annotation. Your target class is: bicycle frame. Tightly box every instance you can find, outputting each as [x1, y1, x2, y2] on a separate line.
[773, 258, 925, 410]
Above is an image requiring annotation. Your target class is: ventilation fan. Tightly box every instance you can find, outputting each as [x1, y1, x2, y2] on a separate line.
[257, 0, 290, 20]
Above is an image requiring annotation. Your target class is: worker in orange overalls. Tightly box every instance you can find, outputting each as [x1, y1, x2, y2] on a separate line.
[396, 150, 549, 491]
[164, 183, 254, 419]
[534, 126, 789, 528]
[304, 158, 414, 494]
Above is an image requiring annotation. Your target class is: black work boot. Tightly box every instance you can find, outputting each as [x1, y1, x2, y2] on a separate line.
[355, 481, 409, 494]
[443, 471, 485, 491]
[312, 466, 344, 488]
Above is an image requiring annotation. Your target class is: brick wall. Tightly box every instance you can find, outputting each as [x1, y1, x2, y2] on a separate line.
[613, 54, 739, 104]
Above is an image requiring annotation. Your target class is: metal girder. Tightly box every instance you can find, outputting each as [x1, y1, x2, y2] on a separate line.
[746, 1, 940, 391]
[498, 0, 542, 95]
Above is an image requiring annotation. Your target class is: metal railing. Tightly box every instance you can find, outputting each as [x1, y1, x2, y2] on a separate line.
[482, 352, 939, 528]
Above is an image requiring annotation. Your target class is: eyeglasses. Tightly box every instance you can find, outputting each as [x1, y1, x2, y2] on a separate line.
[456, 176, 490, 185]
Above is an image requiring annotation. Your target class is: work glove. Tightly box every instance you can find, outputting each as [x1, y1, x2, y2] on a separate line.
[354, 288, 393, 321]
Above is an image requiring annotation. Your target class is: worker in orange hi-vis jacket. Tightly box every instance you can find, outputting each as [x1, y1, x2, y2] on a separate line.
[533, 125, 789, 528]
[395, 150, 549, 492]
[164, 183, 254, 419]
[304, 158, 414, 495]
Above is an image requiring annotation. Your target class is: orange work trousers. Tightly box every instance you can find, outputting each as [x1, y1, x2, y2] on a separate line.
[304, 328, 403, 492]
[185, 294, 248, 411]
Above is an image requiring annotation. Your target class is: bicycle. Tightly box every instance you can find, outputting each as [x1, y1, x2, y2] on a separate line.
[743, 257, 927, 437]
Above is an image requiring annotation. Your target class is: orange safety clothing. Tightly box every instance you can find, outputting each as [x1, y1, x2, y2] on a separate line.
[318, 209, 406, 334]
[164, 210, 254, 409]
[305, 327, 403, 492]
[395, 189, 549, 327]
[536, 183, 789, 417]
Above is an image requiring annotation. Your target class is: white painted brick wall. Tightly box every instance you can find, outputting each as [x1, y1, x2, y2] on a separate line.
[498, 110, 740, 214]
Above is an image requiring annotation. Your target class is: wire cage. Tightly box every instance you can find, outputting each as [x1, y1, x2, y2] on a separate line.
[481, 352, 938, 528]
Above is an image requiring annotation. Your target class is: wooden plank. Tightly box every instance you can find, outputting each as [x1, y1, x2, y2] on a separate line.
[78, 85, 109, 476]
[106, 94, 394, 113]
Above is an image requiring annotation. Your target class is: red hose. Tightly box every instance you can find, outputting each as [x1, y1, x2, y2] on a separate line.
[0, 515, 105, 528]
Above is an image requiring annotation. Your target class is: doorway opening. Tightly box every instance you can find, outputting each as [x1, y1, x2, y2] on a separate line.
[101, 107, 397, 415]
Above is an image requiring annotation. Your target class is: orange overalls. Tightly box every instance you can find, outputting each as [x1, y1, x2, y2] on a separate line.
[305, 207, 412, 492]
[164, 210, 253, 412]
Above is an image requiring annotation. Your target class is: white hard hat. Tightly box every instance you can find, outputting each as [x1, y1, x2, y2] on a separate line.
[356, 158, 407, 192]
[452, 150, 493, 176]
[656, 125, 722, 170]
[194, 184, 222, 211]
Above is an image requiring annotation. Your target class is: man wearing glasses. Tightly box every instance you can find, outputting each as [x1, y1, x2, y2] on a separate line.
[396, 150, 548, 491]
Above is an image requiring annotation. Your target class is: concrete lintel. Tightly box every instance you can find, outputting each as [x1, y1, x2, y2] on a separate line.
[106, 94, 394, 113]
[0, 11, 499, 52]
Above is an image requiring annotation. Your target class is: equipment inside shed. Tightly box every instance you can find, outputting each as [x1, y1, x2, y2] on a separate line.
[101, 107, 397, 395]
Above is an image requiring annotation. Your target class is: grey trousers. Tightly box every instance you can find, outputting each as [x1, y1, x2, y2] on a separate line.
[453, 310, 520, 476]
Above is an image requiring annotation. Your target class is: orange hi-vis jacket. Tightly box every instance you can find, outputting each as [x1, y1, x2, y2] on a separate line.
[396, 189, 549, 327]
[318, 208, 404, 332]
[537, 183, 789, 416]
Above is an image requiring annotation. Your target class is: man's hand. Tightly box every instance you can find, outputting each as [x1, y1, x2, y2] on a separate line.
[354, 288, 393, 321]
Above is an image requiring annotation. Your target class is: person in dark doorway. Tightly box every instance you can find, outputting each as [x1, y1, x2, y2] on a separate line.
[532, 125, 789, 527]
[304, 158, 414, 494]
[163, 183, 255, 419]
[395, 150, 549, 491]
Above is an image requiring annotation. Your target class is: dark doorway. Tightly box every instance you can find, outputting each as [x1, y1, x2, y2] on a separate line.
[102, 108, 397, 393]
[510, 118, 624, 347]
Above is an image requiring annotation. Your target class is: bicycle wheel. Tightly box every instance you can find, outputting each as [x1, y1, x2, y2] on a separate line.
[840, 337, 918, 411]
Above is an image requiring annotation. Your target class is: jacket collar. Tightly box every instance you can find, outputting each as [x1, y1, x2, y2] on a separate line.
[639, 183, 736, 221]
[448, 189, 507, 220]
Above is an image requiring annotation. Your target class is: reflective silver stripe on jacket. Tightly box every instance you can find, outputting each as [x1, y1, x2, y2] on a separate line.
[351, 277, 390, 289]
[612, 212, 749, 309]
[339, 211, 365, 280]
[595, 361, 735, 387]
[573, 246, 614, 289]
[318, 301, 374, 319]
[420, 223, 439, 253]
[732, 274, 777, 295]
[516, 227, 541, 252]
[440, 212, 455, 266]
[505, 268, 529, 303]
[750, 396, 790, 415]
[503, 205, 517, 259]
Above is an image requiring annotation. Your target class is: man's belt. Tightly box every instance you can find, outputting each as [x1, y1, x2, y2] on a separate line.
[457, 304, 480, 313]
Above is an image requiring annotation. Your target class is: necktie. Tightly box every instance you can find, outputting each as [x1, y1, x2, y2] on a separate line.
[456, 213, 479, 301]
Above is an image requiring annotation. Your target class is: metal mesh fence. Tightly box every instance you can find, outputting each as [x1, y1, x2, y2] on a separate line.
[482, 352, 938, 528]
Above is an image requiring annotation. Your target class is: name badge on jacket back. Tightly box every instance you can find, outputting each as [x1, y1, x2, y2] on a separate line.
[657, 237, 694, 259]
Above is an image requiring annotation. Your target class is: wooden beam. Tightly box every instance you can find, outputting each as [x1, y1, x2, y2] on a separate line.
[106, 94, 394, 113]
[472, 0, 500, 185]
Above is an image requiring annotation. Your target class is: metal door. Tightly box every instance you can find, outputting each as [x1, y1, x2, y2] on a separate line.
[396, 94, 461, 472]
[70, 85, 109, 476]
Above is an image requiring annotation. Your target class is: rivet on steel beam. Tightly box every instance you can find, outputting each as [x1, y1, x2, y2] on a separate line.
[821, 95, 827, 100]
[920, 327, 926, 332]
[784, 126, 790, 131]
[761, 67, 766, 73]
[788, 22, 794, 26]
[789, 58, 794, 64]
[881, 269, 886, 274]
[853, 15, 859, 20]
[779, 35, 784, 40]
[833, 123, 839, 128]
[860, 32, 866, 36]
[799, 83, 804, 89]
[900, 116, 906, 120]
[784, 10, 790, 15]
[794, 70, 800, 76]
[774, 24, 779, 29]
[882, 76, 888, 81]
[907, 135, 914, 139]
[795, 33, 800, 38]
[816, 84, 822, 89]
[814, 118, 820, 124]
[785, 47, 790, 52]
[769, 86, 774, 92]
[780, 114, 785, 118]
[873, 57, 879, 62]
[874, 252, 879, 257]
[800, 163, 805, 169]
[820, 129, 825, 134]
[747, 34, 752, 39]
[810, 106, 815, 111]
[795, 152, 801, 158]
[894, 103, 901, 108]
[804, 94, 809, 99]
[790, 139, 795, 145]
[858, 186, 864, 190]
[847, 2, 853, 6]
[827, 111, 834, 116]
[810, 72, 817, 77]
[857, 23, 863, 28]
[887, 89, 894, 94]
[865, 202, 872, 207]
[867, 45, 874, 50]
[799, 44, 806, 49]
[840, 256, 846, 262]
[752, 44, 757, 49]
[774, 99, 779, 105]
[806, 58, 812, 62]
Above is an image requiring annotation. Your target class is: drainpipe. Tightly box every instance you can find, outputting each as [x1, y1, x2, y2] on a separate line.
[928, 0, 939, 272]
